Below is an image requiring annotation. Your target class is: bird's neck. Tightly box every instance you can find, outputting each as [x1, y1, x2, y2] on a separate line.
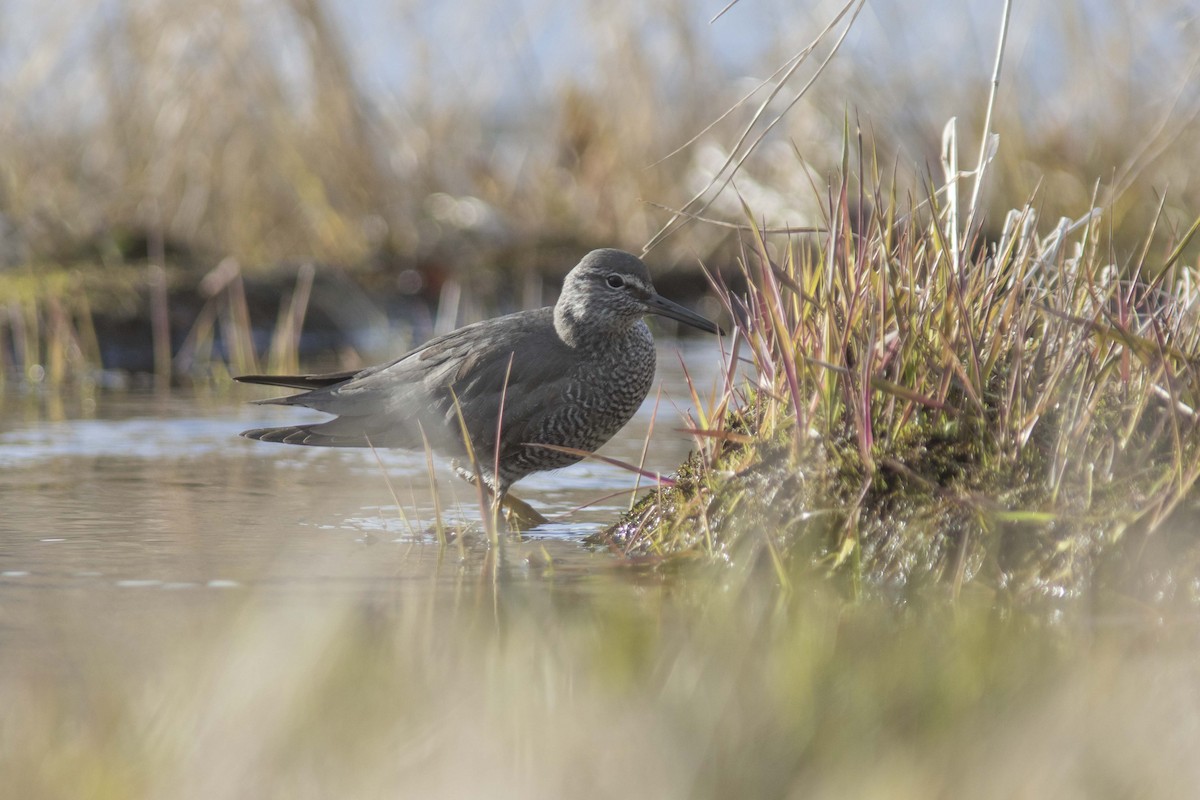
[554, 304, 639, 350]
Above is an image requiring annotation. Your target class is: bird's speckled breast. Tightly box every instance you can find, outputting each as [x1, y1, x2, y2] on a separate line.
[503, 320, 656, 483]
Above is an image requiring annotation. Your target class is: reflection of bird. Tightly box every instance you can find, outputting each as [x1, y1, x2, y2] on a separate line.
[236, 249, 720, 525]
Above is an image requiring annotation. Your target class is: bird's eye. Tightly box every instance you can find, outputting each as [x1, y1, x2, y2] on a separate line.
[606, 274, 625, 289]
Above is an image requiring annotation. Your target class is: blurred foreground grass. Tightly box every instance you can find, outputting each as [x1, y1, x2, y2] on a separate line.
[3, 550, 1198, 799]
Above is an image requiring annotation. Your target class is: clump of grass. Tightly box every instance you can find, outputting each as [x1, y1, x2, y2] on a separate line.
[604, 125, 1200, 603]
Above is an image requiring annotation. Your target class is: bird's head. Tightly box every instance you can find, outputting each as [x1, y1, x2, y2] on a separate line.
[554, 249, 720, 344]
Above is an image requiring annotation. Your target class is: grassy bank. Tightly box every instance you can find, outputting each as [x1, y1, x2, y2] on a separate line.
[600, 130, 1200, 604]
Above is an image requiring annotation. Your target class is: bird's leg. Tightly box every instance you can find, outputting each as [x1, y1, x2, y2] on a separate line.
[451, 462, 548, 531]
[452, 462, 482, 489]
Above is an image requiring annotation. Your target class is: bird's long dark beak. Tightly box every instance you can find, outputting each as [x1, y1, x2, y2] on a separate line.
[644, 293, 722, 335]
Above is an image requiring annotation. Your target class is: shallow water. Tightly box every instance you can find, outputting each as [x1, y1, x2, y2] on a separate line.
[0, 341, 724, 655]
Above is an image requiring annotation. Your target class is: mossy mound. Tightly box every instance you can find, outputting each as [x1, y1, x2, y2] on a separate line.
[595, 193, 1200, 607]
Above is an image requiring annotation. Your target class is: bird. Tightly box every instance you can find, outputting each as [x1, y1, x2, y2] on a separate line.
[236, 248, 720, 526]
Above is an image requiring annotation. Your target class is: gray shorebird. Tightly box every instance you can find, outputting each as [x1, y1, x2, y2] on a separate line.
[236, 249, 720, 524]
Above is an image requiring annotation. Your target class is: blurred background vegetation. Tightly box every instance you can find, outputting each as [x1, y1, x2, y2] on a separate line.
[1, 0, 1196, 388]
[1, 0, 1196, 277]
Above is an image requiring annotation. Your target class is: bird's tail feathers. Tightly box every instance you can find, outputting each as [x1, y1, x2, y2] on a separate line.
[235, 371, 355, 390]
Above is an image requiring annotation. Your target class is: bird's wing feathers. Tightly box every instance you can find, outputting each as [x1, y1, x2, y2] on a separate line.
[240, 308, 570, 452]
